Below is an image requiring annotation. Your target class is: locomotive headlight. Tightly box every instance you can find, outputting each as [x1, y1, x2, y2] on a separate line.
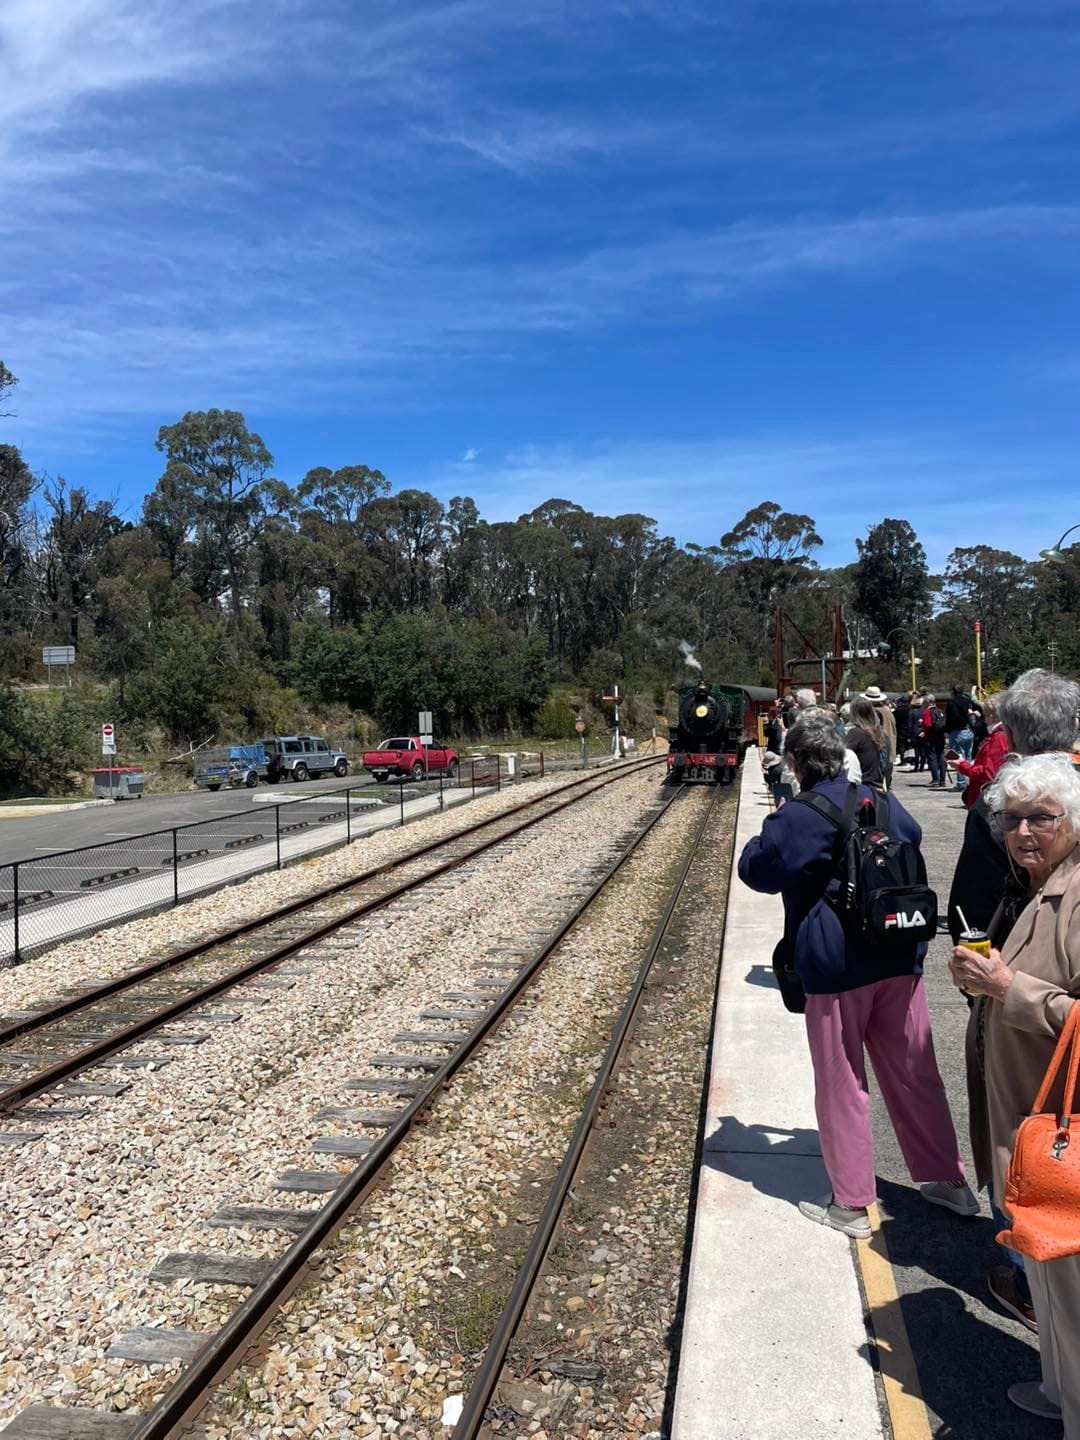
[695, 704, 709, 718]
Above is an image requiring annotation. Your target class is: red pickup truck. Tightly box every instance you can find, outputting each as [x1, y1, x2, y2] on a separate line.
[361, 736, 459, 782]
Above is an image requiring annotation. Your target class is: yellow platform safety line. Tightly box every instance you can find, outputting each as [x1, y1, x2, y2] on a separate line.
[857, 1204, 933, 1440]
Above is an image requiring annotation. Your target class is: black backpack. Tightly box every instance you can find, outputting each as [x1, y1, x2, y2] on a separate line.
[795, 784, 938, 948]
[929, 706, 948, 736]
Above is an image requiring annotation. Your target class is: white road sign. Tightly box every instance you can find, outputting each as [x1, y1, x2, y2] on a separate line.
[42, 646, 76, 665]
[102, 721, 116, 756]
[418, 710, 433, 735]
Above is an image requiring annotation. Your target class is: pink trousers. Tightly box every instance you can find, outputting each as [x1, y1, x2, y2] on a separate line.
[804, 975, 966, 1209]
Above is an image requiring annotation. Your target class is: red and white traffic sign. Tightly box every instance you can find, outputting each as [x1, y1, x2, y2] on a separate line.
[102, 722, 115, 740]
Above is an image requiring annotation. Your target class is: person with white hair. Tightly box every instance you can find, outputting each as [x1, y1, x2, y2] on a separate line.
[948, 670, 1080, 1330]
[951, 753, 1080, 1432]
[794, 687, 818, 711]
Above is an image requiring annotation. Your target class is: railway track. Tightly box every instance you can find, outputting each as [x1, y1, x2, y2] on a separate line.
[452, 784, 726, 1438]
[2, 767, 702, 1439]
[0, 758, 661, 1123]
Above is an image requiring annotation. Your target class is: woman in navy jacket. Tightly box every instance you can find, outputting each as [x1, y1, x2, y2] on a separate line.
[739, 715, 977, 1237]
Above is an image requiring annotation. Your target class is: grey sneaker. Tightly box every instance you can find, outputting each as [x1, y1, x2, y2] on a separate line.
[799, 1193, 871, 1239]
[1007, 1382, 1061, 1420]
[920, 1180, 980, 1217]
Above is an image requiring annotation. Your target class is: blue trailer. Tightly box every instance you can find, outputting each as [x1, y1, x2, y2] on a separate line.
[193, 743, 268, 791]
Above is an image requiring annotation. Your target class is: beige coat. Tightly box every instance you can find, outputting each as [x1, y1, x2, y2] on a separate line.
[966, 848, 1080, 1208]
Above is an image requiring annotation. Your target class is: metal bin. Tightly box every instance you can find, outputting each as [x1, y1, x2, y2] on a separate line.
[91, 766, 145, 800]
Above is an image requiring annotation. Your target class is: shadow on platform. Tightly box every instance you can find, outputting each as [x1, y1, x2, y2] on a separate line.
[869, 1179, 1045, 1440]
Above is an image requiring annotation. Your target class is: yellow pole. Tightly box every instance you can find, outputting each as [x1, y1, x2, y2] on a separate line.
[909, 644, 916, 694]
[974, 620, 983, 697]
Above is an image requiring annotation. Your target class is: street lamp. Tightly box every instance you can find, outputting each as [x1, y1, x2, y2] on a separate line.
[1039, 524, 1080, 563]
[881, 628, 920, 693]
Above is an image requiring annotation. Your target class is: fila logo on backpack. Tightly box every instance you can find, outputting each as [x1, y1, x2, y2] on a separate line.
[884, 909, 929, 930]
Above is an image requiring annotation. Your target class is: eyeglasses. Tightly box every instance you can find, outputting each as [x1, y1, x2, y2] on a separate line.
[995, 811, 1065, 834]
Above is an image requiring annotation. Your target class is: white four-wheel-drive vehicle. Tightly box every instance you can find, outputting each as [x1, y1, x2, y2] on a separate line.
[261, 735, 349, 783]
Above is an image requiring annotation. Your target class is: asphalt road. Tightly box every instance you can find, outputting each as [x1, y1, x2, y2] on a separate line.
[869, 765, 1042, 1440]
[0, 772, 432, 866]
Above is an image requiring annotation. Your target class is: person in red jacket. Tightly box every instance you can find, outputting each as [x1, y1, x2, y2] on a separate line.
[954, 694, 1010, 809]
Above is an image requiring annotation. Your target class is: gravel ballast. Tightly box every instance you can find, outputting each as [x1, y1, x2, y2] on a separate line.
[0, 767, 645, 1019]
[0, 763, 670, 1432]
[174, 786, 728, 1440]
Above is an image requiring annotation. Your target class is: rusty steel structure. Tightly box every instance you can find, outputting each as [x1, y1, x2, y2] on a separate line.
[774, 604, 845, 704]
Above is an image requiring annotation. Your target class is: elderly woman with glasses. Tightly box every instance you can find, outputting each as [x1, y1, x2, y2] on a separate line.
[951, 753, 1080, 1433]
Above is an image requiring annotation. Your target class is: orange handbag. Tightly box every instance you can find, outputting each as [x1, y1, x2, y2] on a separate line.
[998, 1002, 1080, 1263]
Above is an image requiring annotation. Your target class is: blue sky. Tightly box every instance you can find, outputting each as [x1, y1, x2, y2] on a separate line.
[2, 0, 1078, 571]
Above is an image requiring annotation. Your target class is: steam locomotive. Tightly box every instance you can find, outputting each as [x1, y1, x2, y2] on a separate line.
[667, 680, 773, 784]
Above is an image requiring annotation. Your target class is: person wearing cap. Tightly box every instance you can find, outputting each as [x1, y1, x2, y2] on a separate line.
[862, 685, 896, 788]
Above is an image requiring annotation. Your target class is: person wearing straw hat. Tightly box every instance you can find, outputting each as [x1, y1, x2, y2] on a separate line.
[861, 685, 896, 787]
[951, 753, 1080, 1431]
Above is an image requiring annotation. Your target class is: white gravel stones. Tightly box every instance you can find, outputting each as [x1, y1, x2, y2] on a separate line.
[0, 769, 622, 1018]
[181, 787, 718, 1440]
[0, 764, 667, 1432]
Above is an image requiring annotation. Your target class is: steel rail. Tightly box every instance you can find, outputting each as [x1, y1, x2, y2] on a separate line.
[452, 786, 723, 1439]
[109, 785, 689, 1440]
[0, 760, 663, 1114]
[0, 758, 660, 1053]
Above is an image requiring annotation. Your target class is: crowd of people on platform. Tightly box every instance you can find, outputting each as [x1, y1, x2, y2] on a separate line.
[744, 668, 1080, 1436]
[762, 681, 993, 799]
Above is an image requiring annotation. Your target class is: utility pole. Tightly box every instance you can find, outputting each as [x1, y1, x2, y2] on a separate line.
[974, 619, 983, 696]
[1049, 639, 1059, 674]
[612, 683, 621, 759]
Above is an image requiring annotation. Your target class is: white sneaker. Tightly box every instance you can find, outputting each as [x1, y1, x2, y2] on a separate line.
[799, 1193, 871, 1239]
[920, 1180, 980, 1217]
[1007, 1382, 1061, 1420]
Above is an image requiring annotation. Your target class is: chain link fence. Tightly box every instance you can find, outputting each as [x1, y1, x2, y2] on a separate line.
[0, 764, 507, 967]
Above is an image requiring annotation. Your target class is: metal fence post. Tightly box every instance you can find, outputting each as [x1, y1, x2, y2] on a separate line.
[12, 862, 19, 964]
[275, 803, 282, 870]
[172, 829, 179, 906]
[439, 770, 444, 811]
[471, 759, 476, 798]
[496, 754, 501, 792]
[345, 787, 351, 844]
[540, 750, 545, 778]
[399, 779, 405, 827]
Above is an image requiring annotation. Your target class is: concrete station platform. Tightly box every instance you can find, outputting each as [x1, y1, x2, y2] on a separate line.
[672, 752, 1043, 1440]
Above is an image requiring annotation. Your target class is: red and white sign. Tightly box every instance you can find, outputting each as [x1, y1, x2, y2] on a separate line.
[101, 722, 115, 740]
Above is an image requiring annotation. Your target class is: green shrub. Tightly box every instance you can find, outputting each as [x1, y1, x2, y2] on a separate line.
[0, 683, 97, 797]
[534, 695, 577, 739]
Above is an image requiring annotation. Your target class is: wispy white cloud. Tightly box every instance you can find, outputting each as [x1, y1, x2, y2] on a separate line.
[7, 197, 1080, 442]
[422, 431, 1075, 572]
[2, 0, 1080, 474]
[462, 447, 478, 462]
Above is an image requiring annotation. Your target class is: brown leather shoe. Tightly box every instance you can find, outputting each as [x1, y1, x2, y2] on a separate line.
[989, 1266, 1037, 1332]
